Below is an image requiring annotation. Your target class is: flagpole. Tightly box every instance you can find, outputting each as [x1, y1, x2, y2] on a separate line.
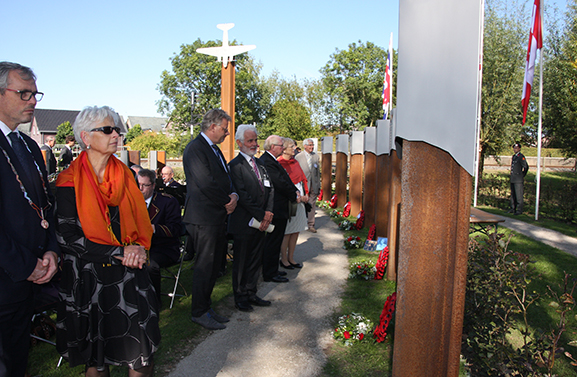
[535, 0, 544, 220]
[474, 0, 486, 208]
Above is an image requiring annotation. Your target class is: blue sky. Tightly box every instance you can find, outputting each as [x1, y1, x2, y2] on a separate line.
[3, 0, 567, 119]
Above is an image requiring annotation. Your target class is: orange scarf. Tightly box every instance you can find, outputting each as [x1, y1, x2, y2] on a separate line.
[56, 151, 152, 249]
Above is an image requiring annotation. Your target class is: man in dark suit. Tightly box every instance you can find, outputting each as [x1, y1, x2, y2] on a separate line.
[183, 109, 238, 330]
[295, 138, 320, 232]
[509, 142, 529, 215]
[228, 125, 274, 312]
[137, 169, 182, 306]
[40, 135, 56, 175]
[0, 62, 60, 376]
[159, 166, 186, 206]
[259, 135, 300, 283]
[58, 135, 74, 168]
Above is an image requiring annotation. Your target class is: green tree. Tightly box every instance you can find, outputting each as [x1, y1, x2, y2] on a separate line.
[479, 0, 528, 172]
[261, 99, 312, 141]
[127, 132, 182, 158]
[157, 39, 265, 134]
[320, 41, 387, 131]
[543, 0, 577, 157]
[124, 124, 143, 143]
[55, 121, 73, 144]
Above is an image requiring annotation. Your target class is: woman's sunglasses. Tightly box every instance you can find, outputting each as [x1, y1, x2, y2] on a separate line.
[90, 126, 121, 135]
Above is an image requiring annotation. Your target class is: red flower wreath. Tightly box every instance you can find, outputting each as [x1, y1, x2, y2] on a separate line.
[330, 194, 338, 208]
[374, 246, 389, 280]
[373, 292, 397, 343]
[355, 210, 365, 230]
[343, 202, 351, 217]
[318, 189, 323, 202]
[367, 224, 376, 241]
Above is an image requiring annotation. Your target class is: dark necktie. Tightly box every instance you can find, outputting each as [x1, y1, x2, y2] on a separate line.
[8, 132, 42, 202]
[212, 145, 233, 191]
[250, 157, 264, 191]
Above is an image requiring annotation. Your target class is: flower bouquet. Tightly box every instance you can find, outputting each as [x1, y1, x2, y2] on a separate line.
[317, 189, 323, 201]
[318, 200, 331, 209]
[348, 260, 376, 279]
[333, 313, 374, 346]
[344, 236, 363, 249]
[329, 209, 342, 218]
[374, 246, 389, 280]
[338, 220, 355, 231]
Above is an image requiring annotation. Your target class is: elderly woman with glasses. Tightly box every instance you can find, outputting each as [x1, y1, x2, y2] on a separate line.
[55, 106, 159, 377]
[277, 137, 309, 270]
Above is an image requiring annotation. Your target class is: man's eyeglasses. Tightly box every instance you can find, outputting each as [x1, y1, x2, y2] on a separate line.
[139, 183, 153, 188]
[90, 126, 121, 135]
[4, 88, 44, 102]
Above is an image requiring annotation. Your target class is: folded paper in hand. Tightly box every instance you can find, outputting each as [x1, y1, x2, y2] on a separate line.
[249, 217, 275, 233]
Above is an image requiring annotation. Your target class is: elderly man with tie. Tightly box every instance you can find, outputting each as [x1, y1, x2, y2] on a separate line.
[183, 109, 238, 330]
[228, 124, 274, 312]
[0, 61, 59, 376]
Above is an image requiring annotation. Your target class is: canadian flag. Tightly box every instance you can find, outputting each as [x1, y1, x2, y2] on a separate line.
[382, 33, 393, 119]
[521, 0, 542, 125]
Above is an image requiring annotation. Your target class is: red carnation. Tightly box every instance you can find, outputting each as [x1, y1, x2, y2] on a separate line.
[318, 190, 323, 201]
[358, 333, 364, 340]
[344, 331, 351, 339]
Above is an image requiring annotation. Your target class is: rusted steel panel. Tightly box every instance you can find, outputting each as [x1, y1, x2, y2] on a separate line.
[386, 149, 402, 281]
[335, 152, 348, 208]
[374, 154, 391, 237]
[321, 153, 332, 201]
[349, 154, 363, 216]
[392, 141, 471, 377]
[363, 152, 377, 227]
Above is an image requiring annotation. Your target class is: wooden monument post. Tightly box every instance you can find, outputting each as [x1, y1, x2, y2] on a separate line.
[335, 134, 349, 209]
[321, 136, 333, 201]
[363, 127, 377, 227]
[349, 131, 364, 216]
[386, 113, 401, 281]
[391, 0, 482, 375]
[374, 119, 391, 237]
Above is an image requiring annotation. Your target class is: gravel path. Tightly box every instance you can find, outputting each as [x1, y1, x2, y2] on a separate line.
[168, 212, 348, 377]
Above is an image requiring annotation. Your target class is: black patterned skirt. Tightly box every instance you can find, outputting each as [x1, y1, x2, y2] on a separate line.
[56, 256, 160, 370]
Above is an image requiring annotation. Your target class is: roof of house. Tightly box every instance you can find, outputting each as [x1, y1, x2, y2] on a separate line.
[34, 109, 80, 133]
[126, 116, 169, 133]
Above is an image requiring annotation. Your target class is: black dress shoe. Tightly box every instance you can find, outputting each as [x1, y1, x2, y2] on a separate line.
[264, 275, 289, 283]
[278, 271, 287, 276]
[289, 262, 303, 268]
[235, 302, 254, 312]
[280, 261, 294, 270]
[248, 296, 271, 306]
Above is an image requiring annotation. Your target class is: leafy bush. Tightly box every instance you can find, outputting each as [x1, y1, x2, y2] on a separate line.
[463, 232, 577, 376]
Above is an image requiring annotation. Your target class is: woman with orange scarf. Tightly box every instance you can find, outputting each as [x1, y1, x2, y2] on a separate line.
[277, 137, 309, 270]
[55, 106, 159, 377]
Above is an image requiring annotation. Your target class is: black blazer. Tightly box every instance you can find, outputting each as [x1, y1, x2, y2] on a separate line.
[40, 144, 56, 175]
[58, 146, 73, 167]
[0, 131, 60, 305]
[148, 192, 182, 263]
[182, 134, 236, 226]
[259, 151, 298, 220]
[227, 154, 274, 235]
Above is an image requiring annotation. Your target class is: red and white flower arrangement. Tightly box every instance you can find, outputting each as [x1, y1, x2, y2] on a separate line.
[339, 220, 355, 231]
[333, 313, 374, 346]
[343, 201, 351, 217]
[317, 189, 323, 201]
[344, 236, 363, 249]
[348, 260, 376, 279]
[355, 210, 365, 230]
[330, 194, 338, 208]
